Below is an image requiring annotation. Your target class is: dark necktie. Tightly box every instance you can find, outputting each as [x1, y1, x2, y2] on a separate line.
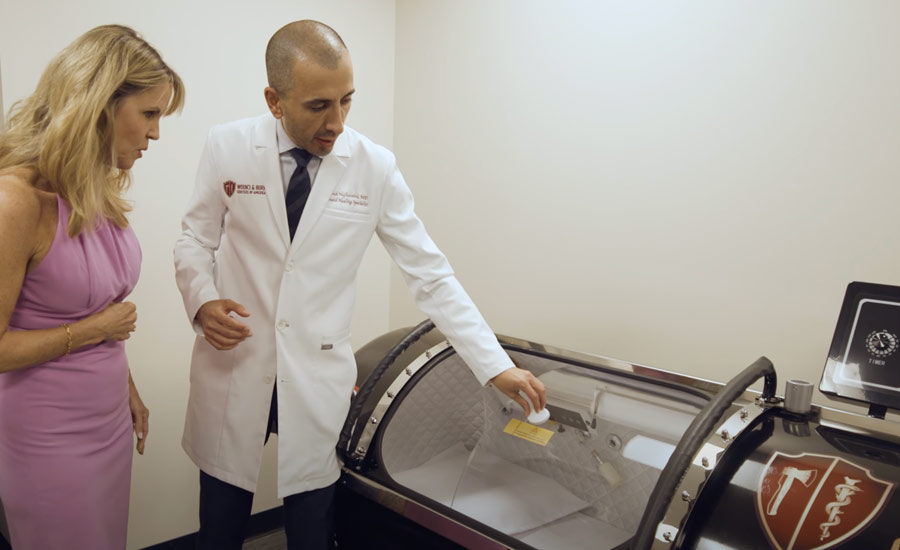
[286, 148, 313, 241]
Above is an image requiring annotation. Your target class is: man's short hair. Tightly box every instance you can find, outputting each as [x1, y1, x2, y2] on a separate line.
[266, 20, 348, 94]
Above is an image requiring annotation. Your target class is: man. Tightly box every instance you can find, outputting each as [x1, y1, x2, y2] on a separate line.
[174, 20, 546, 550]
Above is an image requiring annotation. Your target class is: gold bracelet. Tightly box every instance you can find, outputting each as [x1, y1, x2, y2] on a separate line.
[62, 323, 72, 356]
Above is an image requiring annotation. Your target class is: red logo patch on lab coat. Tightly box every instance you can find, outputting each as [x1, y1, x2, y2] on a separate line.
[223, 180, 236, 197]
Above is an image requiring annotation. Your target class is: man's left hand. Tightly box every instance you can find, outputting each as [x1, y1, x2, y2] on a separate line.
[490, 367, 546, 415]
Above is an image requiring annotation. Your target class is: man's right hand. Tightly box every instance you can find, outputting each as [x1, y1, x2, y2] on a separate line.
[195, 299, 252, 350]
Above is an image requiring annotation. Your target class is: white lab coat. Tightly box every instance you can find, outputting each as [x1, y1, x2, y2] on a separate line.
[174, 114, 513, 496]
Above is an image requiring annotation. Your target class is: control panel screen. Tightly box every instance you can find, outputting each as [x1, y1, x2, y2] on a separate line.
[821, 282, 900, 410]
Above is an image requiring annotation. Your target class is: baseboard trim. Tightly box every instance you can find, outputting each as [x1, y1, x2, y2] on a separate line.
[140, 506, 284, 549]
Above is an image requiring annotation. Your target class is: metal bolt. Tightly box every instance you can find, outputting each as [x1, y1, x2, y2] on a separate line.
[701, 457, 710, 468]
[720, 429, 730, 441]
[356, 446, 366, 454]
[387, 391, 395, 398]
[606, 434, 622, 450]
[405, 368, 412, 375]
[425, 351, 432, 358]
[370, 417, 378, 424]
[663, 532, 673, 542]
[681, 491, 691, 502]
[740, 408, 748, 420]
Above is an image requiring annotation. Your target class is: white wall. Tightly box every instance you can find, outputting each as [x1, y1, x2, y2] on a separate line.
[0, 1, 395, 548]
[391, 1, 900, 407]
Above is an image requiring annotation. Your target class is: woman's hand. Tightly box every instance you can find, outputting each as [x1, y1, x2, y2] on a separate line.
[90, 301, 137, 342]
[129, 375, 149, 454]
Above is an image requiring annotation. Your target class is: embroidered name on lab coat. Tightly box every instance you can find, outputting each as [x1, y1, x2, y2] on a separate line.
[223, 180, 266, 197]
[230, 183, 267, 196]
[329, 191, 369, 208]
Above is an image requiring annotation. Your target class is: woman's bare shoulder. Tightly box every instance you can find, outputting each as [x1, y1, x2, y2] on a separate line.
[0, 168, 43, 234]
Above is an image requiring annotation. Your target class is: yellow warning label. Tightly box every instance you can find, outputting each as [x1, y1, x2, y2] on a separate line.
[503, 419, 554, 446]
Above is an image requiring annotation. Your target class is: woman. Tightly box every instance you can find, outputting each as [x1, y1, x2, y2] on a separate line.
[0, 25, 184, 549]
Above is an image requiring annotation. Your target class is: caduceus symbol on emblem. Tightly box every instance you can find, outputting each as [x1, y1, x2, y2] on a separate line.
[819, 477, 862, 540]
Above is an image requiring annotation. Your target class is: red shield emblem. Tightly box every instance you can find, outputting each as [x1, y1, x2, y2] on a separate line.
[756, 452, 893, 550]
[223, 180, 236, 197]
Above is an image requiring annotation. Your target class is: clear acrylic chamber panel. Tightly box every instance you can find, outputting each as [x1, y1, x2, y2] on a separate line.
[376, 349, 708, 550]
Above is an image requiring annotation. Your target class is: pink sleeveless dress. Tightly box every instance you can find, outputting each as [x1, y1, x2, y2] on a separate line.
[0, 195, 141, 549]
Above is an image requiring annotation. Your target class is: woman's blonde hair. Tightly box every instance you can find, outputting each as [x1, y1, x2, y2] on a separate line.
[0, 24, 185, 236]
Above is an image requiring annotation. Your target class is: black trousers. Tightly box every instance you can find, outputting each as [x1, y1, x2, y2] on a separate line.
[196, 472, 336, 550]
[196, 387, 335, 550]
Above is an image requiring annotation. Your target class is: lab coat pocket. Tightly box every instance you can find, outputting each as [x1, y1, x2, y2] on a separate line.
[317, 327, 357, 393]
[189, 338, 238, 397]
[303, 209, 376, 276]
[322, 207, 372, 223]
[320, 327, 352, 351]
